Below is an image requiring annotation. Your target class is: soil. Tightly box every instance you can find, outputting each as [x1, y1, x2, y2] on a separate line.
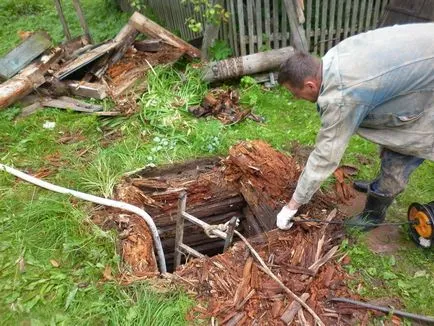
[365, 225, 403, 254]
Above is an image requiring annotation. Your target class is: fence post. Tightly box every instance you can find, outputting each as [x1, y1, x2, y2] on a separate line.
[283, 0, 308, 52]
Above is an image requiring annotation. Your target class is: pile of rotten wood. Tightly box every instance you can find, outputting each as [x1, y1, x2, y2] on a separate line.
[188, 88, 264, 125]
[175, 215, 366, 325]
[91, 140, 370, 323]
[0, 12, 200, 115]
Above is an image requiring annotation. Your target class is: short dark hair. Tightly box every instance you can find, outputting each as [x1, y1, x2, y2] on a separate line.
[278, 50, 320, 88]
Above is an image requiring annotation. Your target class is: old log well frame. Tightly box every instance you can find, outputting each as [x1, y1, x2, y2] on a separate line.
[111, 140, 372, 324]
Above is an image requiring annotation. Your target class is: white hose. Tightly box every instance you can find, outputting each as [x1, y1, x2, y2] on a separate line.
[0, 163, 167, 274]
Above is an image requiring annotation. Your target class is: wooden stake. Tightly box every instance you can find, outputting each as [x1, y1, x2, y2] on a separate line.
[53, 0, 71, 41]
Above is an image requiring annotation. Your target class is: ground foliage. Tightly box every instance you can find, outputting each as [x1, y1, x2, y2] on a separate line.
[1, 0, 434, 324]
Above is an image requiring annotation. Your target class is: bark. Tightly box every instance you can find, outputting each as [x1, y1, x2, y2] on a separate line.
[202, 46, 294, 82]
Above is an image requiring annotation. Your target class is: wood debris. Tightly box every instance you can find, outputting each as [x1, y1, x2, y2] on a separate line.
[0, 11, 198, 113]
[189, 88, 263, 125]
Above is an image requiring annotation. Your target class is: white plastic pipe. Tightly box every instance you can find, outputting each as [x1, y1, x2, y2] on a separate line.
[0, 163, 167, 274]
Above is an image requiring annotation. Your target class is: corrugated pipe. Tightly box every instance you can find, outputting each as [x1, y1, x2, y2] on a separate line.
[0, 164, 167, 274]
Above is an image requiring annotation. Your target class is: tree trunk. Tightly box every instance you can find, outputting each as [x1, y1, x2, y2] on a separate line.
[201, 0, 225, 60]
[202, 46, 294, 82]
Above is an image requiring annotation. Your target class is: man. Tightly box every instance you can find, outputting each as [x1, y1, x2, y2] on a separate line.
[276, 23, 434, 231]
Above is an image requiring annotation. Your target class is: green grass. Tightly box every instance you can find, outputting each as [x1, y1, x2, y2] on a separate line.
[1, 0, 434, 323]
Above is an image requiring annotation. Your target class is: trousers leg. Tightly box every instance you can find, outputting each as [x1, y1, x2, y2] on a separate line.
[370, 148, 424, 197]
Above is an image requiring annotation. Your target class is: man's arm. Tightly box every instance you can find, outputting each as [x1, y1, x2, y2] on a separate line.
[291, 102, 366, 207]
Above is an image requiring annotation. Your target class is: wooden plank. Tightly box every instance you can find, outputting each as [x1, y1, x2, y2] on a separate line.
[178, 243, 205, 259]
[313, 0, 320, 54]
[380, 0, 388, 18]
[229, 0, 239, 56]
[281, 0, 288, 47]
[256, 0, 263, 50]
[42, 96, 103, 112]
[130, 12, 201, 58]
[343, 0, 352, 38]
[247, 0, 255, 54]
[272, 0, 279, 49]
[351, 0, 360, 36]
[373, 0, 382, 28]
[264, 0, 271, 49]
[305, 0, 313, 50]
[237, 0, 246, 56]
[358, 0, 367, 33]
[0, 31, 52, 80]
[57, 80, 107, 99]
[54, 41, 118, 80]
[95, 21, 139, 78]
[134, 39, 162, 52]
[328, 0, 337, 51]
[174, 192, 187, 269]
[71, 0, 93, 43]
[365, 0, 374, 30]
[0, 48, 63, 109]
[320, 0, 328, 55]
[281, 293, 310, 324]
[19, 101, 44, 118]
[336, 0, 344, 43]
[227, 0, 236, 53]
[53, 0, 71, 41]
[283, 0, 308, 51]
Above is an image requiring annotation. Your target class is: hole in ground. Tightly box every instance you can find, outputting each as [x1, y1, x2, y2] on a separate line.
[103, 141, 336, 273]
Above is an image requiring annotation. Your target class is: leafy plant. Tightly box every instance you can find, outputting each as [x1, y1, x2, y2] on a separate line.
[209, 40, 232, 60]
[181, 0, 230, 32]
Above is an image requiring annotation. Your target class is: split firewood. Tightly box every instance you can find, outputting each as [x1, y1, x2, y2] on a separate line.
[130, 12, 200, 58]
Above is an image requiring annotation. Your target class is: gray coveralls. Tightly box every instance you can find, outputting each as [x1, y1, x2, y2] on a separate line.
[293, 23, 434, 204]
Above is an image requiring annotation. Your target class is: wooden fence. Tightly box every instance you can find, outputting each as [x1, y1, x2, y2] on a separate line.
[144, 0, 390, 56]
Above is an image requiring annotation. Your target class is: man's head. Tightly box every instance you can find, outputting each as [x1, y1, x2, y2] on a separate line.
[278, 50, 322, 102]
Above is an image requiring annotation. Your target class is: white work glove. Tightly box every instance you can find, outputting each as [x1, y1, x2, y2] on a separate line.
[276, 206, 297, 230]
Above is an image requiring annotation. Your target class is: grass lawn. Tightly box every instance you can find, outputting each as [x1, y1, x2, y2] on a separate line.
[1, 0, 433, 324]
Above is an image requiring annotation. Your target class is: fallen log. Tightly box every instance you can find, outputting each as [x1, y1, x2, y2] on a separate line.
[0, 47, 64, 109]
[202, 46, 294, 82]
[0, 31, 52, 80]
[130, 11, 200, 59]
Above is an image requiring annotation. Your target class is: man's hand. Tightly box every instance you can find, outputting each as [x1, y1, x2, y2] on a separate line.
[276, 206, 297, 230]
[276, 197, 301, 230]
